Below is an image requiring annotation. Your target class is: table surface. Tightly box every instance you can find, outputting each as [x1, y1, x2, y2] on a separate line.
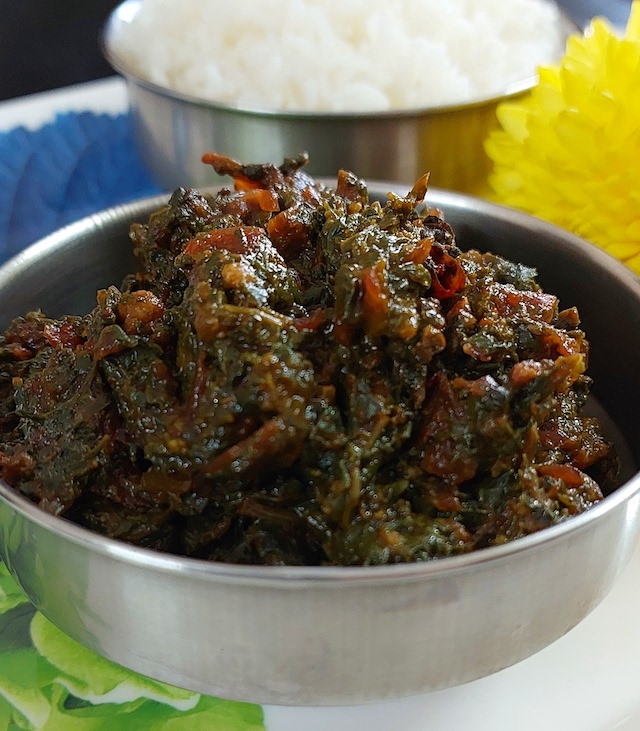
[0, 77, 127, 133]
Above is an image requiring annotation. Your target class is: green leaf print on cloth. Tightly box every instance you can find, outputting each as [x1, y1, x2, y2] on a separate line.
[0, 561, 265, 731]
[0, 564, 29, 615]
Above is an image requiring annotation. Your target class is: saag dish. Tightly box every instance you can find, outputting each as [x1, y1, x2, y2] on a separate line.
[0, 155, 617, 565]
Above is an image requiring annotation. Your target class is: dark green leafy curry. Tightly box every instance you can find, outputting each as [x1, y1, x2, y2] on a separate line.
[0, 155, 617, 565]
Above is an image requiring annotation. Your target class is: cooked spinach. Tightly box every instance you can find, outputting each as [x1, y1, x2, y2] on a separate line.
[0, 155, 616, 565]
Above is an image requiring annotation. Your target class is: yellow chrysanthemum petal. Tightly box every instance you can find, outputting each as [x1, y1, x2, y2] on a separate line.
[486, 1, 640, 273]
[624, 250, 640, 270]
[495, 105, 530, 142]
[607, 242, 640, 259]
[537, 65, 562, 91]
[627, 0, 640, 40]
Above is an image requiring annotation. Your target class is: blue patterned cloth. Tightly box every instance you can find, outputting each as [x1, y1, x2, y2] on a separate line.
[0, 112, 161, 264]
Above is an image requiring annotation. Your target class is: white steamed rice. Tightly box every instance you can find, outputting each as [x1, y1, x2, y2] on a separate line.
[111, 0, 565, 112]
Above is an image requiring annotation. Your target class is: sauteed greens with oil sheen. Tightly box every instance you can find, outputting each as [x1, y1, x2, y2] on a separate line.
[0, 155, 617, 565]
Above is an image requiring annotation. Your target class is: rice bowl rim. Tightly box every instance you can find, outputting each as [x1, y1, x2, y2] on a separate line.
[0, 187, 638, 587]
[101, 0, 571, 120]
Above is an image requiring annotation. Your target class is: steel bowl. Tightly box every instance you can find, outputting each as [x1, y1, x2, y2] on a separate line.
[0, 185, 639, 706]
[101, 0, 572, 195]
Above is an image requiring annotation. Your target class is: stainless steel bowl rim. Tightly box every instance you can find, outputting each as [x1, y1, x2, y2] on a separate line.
[101, 0, 544, 120]
[1, 186, 638, 586]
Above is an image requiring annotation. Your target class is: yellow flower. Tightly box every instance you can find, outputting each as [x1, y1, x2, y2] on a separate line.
[486, 1, 640, 272]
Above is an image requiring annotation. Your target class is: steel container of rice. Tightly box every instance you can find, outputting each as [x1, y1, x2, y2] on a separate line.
[0, 184, 639, 705]
[100, 0, 574, 196]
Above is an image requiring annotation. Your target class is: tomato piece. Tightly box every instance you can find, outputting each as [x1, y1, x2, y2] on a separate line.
[430, 245, 466, 299]
[184, 226, 265, 257]
[538, 463, 585, 487]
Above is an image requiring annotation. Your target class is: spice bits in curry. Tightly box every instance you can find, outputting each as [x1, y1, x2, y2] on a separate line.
[0, 154, 617, 565]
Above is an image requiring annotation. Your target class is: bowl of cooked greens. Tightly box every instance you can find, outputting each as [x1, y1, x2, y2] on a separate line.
[0, 157, 639, 705]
